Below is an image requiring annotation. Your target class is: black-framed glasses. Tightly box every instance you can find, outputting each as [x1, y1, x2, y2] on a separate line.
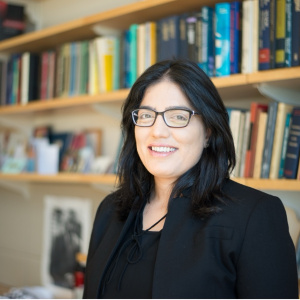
[131, 108, 200, 128]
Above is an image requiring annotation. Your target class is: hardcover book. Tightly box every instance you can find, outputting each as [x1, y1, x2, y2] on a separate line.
[283, 107, 300, 179]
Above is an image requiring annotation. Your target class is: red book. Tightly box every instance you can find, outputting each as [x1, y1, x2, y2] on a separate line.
[40, 51, 49, 100]
[244, 102, 268, 178]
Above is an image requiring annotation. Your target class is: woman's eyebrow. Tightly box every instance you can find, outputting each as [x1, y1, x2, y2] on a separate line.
[139, 105, 191, 110]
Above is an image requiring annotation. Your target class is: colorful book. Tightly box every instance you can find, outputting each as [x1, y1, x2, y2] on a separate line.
[269, 102, 293, 178]
[259, 0, 271, 70]
[253, 111, 268, 178]
[275, 0, 286, 68]
[291, 0, 300, 66]
[129, 24, 138, 87]
[215, 2, 231, 76]
[283, 107, 300, 178]
[261, 101, 278, 178]
[270, 0, 277, 69]
[200, 6, 214, 76]
[278, 112, 292, 178]
[244, 102, 268, 178]
[285, 0, 293, 66]
[230, 1, 241, 74]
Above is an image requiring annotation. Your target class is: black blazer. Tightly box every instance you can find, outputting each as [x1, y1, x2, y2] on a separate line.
[83, 180, 299, 298]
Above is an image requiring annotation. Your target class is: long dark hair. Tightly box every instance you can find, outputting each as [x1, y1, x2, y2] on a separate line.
[115, 59, 236, 220]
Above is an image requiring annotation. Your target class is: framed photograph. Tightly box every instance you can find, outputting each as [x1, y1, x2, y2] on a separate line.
[42, 195, 92, 297]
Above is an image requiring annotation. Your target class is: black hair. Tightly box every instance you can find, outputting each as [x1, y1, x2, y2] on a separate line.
[115, 59, 236, 220]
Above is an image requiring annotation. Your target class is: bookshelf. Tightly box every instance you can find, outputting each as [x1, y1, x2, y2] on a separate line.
[0, 0, 299, 191]
[0, 173, 299, 191]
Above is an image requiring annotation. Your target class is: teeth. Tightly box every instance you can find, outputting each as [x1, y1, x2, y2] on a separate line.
[151, 146, 176, 153]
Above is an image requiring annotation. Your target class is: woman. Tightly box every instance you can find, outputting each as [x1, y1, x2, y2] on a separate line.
[83, 60, 298, 298]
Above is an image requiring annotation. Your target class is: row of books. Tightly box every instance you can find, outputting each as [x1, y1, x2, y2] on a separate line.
[229, 102, 300, 180]
[0, 0, 299, 105]
[0, 126, 116, 175]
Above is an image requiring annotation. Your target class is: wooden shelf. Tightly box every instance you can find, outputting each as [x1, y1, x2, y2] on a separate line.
[0, 173, 299, 191]
[0, 67, 299, 115]
[0, 89, 129, 115]
[0, 0, 235, 54]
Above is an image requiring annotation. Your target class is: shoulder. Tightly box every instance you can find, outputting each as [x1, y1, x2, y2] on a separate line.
[219, 179, 286, 226]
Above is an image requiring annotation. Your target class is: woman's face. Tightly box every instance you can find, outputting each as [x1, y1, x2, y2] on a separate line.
[134, 80, 209, 183]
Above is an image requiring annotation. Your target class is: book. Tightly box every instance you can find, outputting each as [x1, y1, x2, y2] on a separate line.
[244, 102, 268, 178]
[137, 23, 145, 76]
[291, 0, 300, 66]
[269, 102, 293, 178]
[186, 12, 198, 62]
[215, 2, 231, 76]
[40, 51, 49, 100]
[20, 52, 39, 104]
[239, 111, 251, 177]
[252, 0, 260, 72]
[145, 21, 157, 70]
[259, 0, 271, 70]
[230, 1, 241, 74]
[278, 112, 292, 178]
[253, 111, 268, 178]
[129, 24, 138, 87]
[275, 0, 286, 68]
[241, 0, 254, 73]
[179, 13, 189, 59]
[283, 107, 300, 178]
[200, 6, 214, 76]
[269, 0, 277, 68]
[88, 39, 99, 95]
[261, 101, 278, 178]
[285, 0, 293, 66]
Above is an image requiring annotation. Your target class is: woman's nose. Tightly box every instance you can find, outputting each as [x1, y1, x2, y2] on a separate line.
[150, 114, 170, 138]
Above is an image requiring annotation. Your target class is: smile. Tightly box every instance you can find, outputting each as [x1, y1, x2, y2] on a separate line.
[151, 146, 177, 153]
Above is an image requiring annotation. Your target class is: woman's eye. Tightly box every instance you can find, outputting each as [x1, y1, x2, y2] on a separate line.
[172, 114, 188, 121]
[140, 113, 153, 119]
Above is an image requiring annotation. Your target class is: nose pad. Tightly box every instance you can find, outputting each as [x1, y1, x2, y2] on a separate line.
[151, 114, 169, 136]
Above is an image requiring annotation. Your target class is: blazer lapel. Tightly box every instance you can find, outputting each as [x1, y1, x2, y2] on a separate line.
[87, 200, 140, 298]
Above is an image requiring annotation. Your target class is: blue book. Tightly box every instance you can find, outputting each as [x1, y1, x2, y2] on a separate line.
[200, 6, 214, 77]
[270, 0, 277, 69]
[291, 0, 300, 66]
[285, 0, 293, 66]
[129, 24, 138, 87]
[278, 112, 292, 178]
[123, 29, 131, 88]
[283, 107, 300, 179]
[179, 13, 189, 59]
[261, 101, 278, 178]
[230, 1, 241, 74]
[215, 2, 231, 76]
[259, 0, 271, 70]
[168, 15, 181, 60]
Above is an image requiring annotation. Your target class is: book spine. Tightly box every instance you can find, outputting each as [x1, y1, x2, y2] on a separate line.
[230, 1, 241, 74]
[179, 13, 188, 59]
[291, 0, 300, 66]
[129, 24, 138, 87]
[269, 103, 293, 179]
[261, 101, 278, 178]
[186, 13, 197, 62]
[259, 0, 271, 70]
[285, 0, 292, 66]
[215, 2, 231, 76]
[275, 0, 286, 68]
[20, 52, 29, 105]
[270, 0, 277, 68]
[278, 112, 292, 178]
[283, 107, 300, 178]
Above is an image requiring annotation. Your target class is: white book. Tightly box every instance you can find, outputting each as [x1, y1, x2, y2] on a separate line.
[253, 111, 268, 178]
[241, 0, 254, 74]
[239, 111, 251, 177]
[230, 109, 242, 177]
[235, 112, 246, 177]
[252, 0, 259, 72]
[21, 52, 30, 105]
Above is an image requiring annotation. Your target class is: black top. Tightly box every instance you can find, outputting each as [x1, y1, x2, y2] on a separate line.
[101, 229, 161, 299]
[100, 203, 166, 299]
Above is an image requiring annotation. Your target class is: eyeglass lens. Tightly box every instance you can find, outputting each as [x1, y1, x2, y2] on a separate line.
[133, 109, 191, 127]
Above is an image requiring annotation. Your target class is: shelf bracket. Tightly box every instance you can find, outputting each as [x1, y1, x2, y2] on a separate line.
[256, 83, 300, 105]
[0, 179, 30, 199]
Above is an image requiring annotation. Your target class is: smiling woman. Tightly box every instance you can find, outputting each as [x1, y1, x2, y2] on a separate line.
[83, 60, 299, 299]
